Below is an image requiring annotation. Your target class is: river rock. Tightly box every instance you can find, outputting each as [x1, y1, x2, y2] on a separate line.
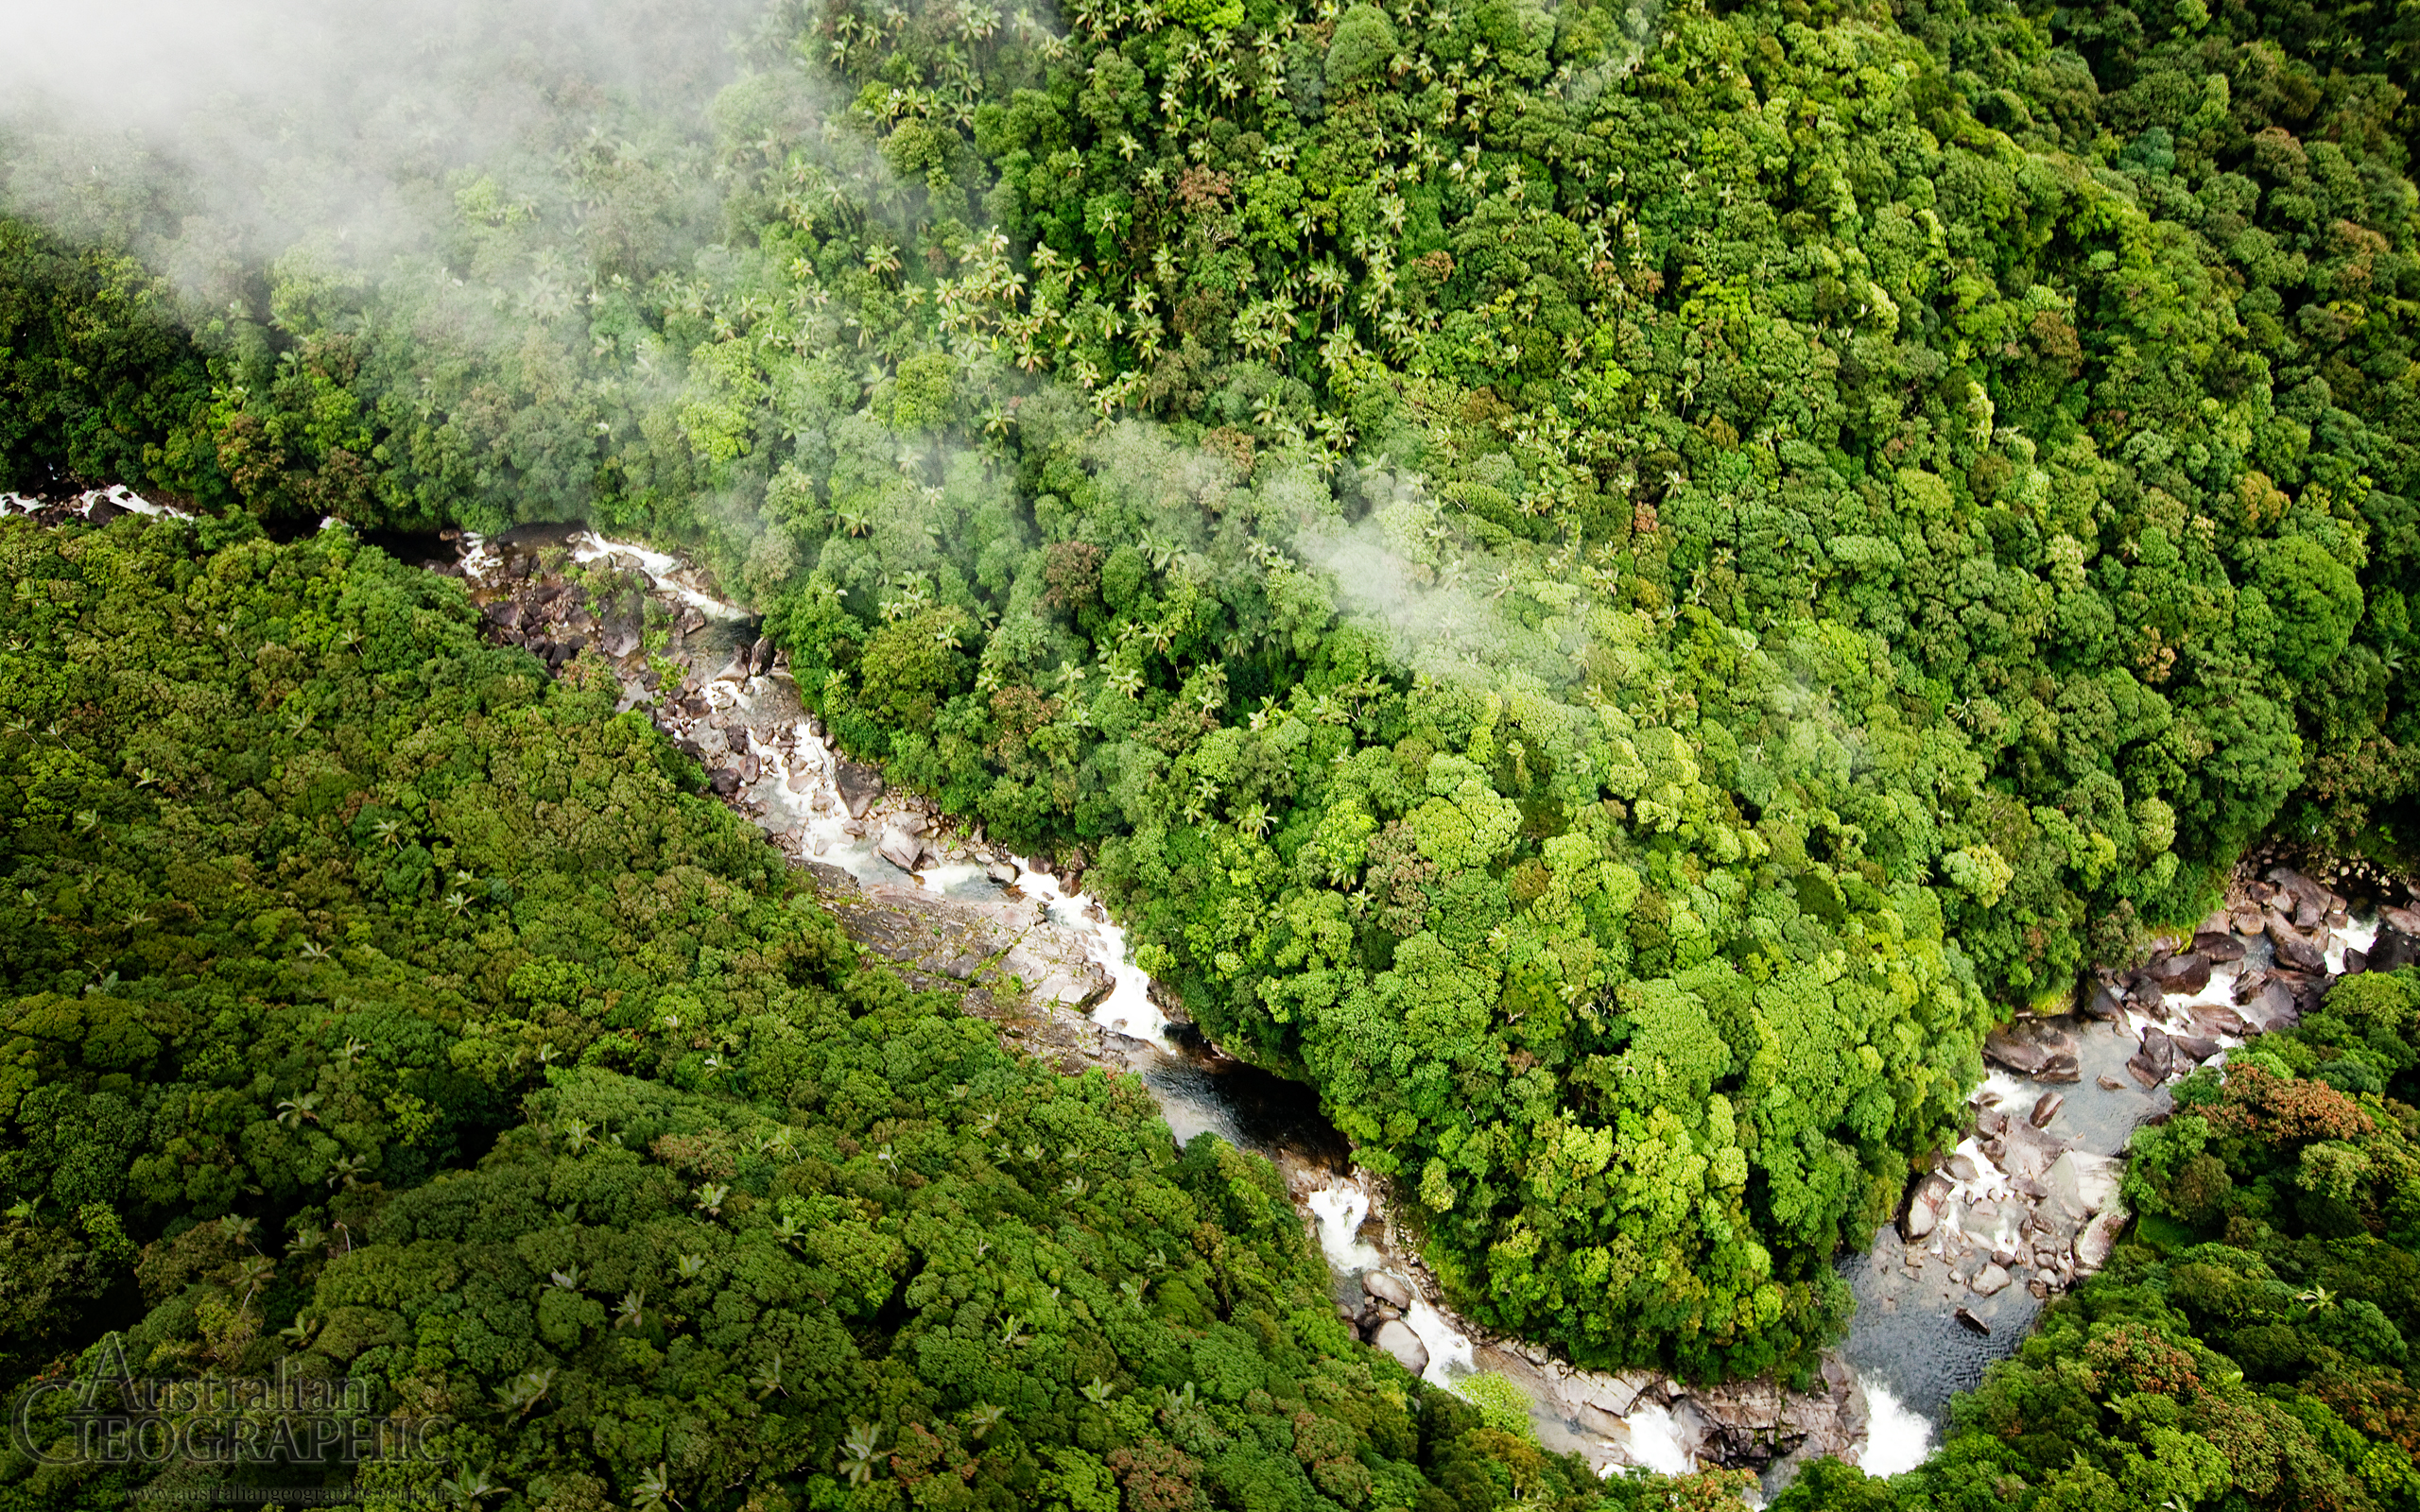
[2383, 905, 2420, 936]
[1954, 1307, 1991, 1335]
[692, 725, 730, 759]
[2045, 1150, 2119, 1226]
[713, 648, 752, 682]
[2170, 1033, 2221, 1066]
[2152, 952, 2212, 995]
[1363, 1271, 1414, 1310]
[986, 860, 1018, 885]
[2099, 1074, 2126, 1090]
[2345, 948, 2370, 975]
[2231, 906, 2265, 936]
[2083, 983, 2125, 1022]
[2247, 979, 2300, 1030]
[707, 766, 741, 796]
[599, 592, 644, 658]
[751, 635, 775, 676]
[2190, 1002, 2249, 1039]
[2270, 921, 2328, 975]
[2295, 891, 2328, 930]
[2191, 931, 2245, 963]
[2373, 928, 2420, 974]
[1946, 1153, 1980, 1183]
[877, 823, 930, 873]
[1371, 1320, 1427, 1375]
[836, 761, 884, 818]
[2127, 1026, 2173, 1087]
[1982, 1027, 2051, 1076]
[1901, 1174, 1950, 1241]
[2031, 1091, 2064, 1128]
[2074, 1204, 2128, 1273]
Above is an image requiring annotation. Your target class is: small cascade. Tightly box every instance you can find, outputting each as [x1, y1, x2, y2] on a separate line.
[1004, 861, 1171, 1047]
[1854, 1384, 1933, 1477]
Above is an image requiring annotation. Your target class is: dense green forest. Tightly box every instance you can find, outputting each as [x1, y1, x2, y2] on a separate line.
[1776, 968, 2420, 1511]
[3, 0, 2417, 1469]
[0, 516, 1741, 1511]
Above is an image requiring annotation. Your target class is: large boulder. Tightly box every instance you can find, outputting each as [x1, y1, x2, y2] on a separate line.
[2151, 953, 2213, 995]
[2247, 980, 2300, 1031]
[876, 822, 930, 873]
[1901, 1174, 1951, 1241]
[2128, 1026, 2176, 1087]
[2191, 932, 2247, 964]
[1363, 1271, 1414, 1310]
[1970, 1263, 2013, 1297]
[2269, 921, 2328, 975]
[2074, 1204, 2128, 1273]
[1984, 1024, 2080, 1080]
[1371, 1320, 1428, 1376]
[1982, 1027, 2049, 1076]
[2045, 1150, 2120, 1227]
[2372, 927, 2420, 974]
[836, 761, 885, 818]
[2170, 1034, 2221, 1066]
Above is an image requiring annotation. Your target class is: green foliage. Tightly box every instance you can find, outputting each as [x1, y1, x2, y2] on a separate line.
[1776, 971, 2420, 1510]
[0, 517, 1745, 1511]
[9, 0, 2420, 1384]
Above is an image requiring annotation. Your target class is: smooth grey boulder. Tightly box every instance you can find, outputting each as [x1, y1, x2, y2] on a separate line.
[1371, 1320, 1428, 1376]
[1363, 1271, 1414, 1310]
[877, 823, 928, 872]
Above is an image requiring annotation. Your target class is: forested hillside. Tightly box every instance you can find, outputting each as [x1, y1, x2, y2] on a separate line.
[0, 516, 1709, 1511]
[2, 0, 2413, 1406]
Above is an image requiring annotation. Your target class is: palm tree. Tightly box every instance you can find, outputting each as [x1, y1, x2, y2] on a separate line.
[634, 1463, 679, 1511]
[839, 1424, 884, 1486]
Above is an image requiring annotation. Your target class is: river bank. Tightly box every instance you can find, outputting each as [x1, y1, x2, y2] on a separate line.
[21, 490, 2411, 1495]
[461, 515, 2420, 1495]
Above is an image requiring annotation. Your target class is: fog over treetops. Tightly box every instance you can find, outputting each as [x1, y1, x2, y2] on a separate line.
[3, 0, 2419, 1503]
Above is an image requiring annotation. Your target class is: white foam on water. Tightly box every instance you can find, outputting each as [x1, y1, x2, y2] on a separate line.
[1619, 1403, 1696, 1476]
[2330, 916, 2381, 975]
[1400, 1296, 1476, 1386]
[1010, 858, 1170, 1046]
[1972, 1072, 2029, 1110]
[7, 485, 185, 520]
[1307, 1178, 1387, 1273]
[1858, 1381, 1933, 1476]
[572, 530, 752, 620]
[1304, 1177, 1475, 1386]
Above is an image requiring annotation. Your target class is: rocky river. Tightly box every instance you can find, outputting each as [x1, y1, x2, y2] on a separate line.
[20, 489, 2420, 1498]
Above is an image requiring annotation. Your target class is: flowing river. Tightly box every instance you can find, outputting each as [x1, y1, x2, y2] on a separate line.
[16, 490, 2393, 1499]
